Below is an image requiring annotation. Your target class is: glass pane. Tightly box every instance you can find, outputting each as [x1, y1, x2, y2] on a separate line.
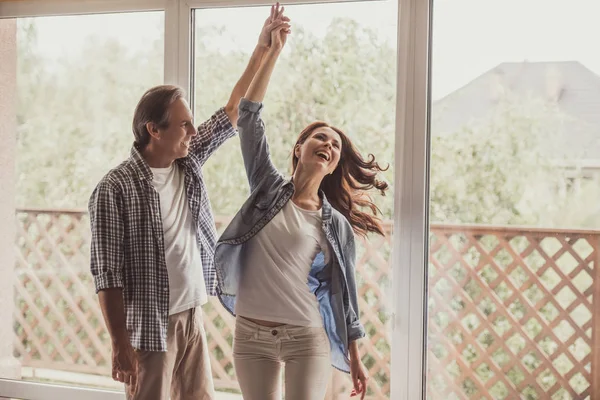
[427, 0, 600, 399]
[0, 11, 163, 391]
[194, 2, 397, 398]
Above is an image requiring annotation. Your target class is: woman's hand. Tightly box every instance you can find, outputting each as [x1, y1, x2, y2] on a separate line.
[269, 19, 291, 53]
[244, 3, 289, 102]
[349, 343, 369, 399]
[258, 2, 290, 49]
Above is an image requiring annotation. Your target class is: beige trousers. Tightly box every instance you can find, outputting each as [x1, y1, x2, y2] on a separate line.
[126, 307, 214, 400]
[233, 316, 332, 400]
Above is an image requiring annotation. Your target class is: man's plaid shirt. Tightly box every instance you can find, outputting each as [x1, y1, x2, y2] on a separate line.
[89, 108, 236, 352]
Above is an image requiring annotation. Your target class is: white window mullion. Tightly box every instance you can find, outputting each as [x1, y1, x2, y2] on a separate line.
[391, 0, 431, 398]
[164, 0, 181, 87]
[164, 0, 192, 101]
[178, 1, 193, 99]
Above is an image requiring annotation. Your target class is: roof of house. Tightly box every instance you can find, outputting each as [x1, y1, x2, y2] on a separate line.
[432, 61, 600, 162]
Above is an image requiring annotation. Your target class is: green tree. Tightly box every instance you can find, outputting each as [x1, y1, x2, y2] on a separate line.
[430, 90, 600, 229]
[15, 17, 600, 231]
[197, 20, 397, 218]
[15, 18, 163, 209]
[430, 92, 567, 225]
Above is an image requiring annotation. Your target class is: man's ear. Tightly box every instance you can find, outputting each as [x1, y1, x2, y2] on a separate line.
[146, 122, 160, 140]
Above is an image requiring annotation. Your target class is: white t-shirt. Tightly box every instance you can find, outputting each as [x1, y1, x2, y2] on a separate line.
[235, 200, 330, 327]
[150, 164, 208, 315]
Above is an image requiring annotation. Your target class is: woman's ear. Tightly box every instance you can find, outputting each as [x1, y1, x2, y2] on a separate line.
[294, 143, 301, 159]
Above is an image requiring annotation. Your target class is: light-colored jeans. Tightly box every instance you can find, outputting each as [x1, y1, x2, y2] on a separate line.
[233, 316, 331, 400]
[125, 307, 214, 400]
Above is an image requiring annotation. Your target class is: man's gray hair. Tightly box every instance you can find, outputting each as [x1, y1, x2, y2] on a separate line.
[132, 85, 186, 150]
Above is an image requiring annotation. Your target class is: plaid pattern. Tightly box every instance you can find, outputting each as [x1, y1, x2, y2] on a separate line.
[89, 108, 235, 351]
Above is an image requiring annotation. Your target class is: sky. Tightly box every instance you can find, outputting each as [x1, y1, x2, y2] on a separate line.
[22, 0, 600, 100]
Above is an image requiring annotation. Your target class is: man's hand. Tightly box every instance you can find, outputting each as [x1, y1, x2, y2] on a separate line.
[258, 2, 290, 49]
[98, 289, 138, 396]
[112, 341, 138, 396]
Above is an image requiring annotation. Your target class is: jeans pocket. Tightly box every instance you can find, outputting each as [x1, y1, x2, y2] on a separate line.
[287, 327, 330, 358]
[289, 327, 328, 344]
[234, 322, 256, 343]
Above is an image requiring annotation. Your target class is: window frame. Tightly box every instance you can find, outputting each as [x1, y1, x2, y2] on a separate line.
[0, 0, 432, 398]
[391, 0, 431, 397]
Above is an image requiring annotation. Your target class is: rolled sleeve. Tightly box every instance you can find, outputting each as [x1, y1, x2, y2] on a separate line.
[239, 98, 263, 113]
[348, 319, 367, 342]
[191, 107, 237, 165]
[93, 270, 125, 292]
[88, 180, 125, 293]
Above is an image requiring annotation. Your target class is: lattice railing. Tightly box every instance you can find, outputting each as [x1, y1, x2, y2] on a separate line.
[12, 209, 600, 399]
[12, 209, 392, 399]
[14, 209, 109, 374]
[427, 225, 600, 399]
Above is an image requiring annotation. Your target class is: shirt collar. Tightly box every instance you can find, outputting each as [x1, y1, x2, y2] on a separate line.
[130, 145, 190, 181]
[129, 145, 153, 181]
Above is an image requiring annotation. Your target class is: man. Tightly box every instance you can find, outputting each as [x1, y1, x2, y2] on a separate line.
[88, 5, 290, 400]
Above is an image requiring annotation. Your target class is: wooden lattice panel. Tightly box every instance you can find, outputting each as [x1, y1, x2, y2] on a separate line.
[352, 230, 393, 398]
[16, 210, 599, 400]
[202, 299, 237, 390]
[12, 210, 393, 399]
[427, 225, 600, 400]
[14, 210, 110, 374]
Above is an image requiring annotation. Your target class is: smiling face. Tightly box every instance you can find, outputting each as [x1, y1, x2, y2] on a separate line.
[294, 126, 343, 176]
[147, 97, 197, 161]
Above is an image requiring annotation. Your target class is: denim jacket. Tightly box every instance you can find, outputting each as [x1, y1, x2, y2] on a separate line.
[214, 99, 366, 373]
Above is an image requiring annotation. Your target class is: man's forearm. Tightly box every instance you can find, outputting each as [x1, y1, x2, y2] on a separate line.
[98, 288, 130, 347]
[225, 44, 269, 127]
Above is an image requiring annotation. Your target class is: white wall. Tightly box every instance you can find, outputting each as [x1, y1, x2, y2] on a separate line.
[0, 18, 20, 379]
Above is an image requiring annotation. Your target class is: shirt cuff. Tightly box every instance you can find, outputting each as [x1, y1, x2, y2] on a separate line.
[239, 98, 263, 113]
[215, 106, 237, 134]
[93, 270, 124, 293]
[348, 321, 367, 342]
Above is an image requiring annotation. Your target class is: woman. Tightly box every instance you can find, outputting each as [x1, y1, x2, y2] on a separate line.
[214, 8, 388, 400]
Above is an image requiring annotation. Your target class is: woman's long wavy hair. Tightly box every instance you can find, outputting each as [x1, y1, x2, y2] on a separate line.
[292, 122, 389, 237]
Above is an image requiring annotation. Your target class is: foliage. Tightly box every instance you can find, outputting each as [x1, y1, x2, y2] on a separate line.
[14, 18, 600, 231]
